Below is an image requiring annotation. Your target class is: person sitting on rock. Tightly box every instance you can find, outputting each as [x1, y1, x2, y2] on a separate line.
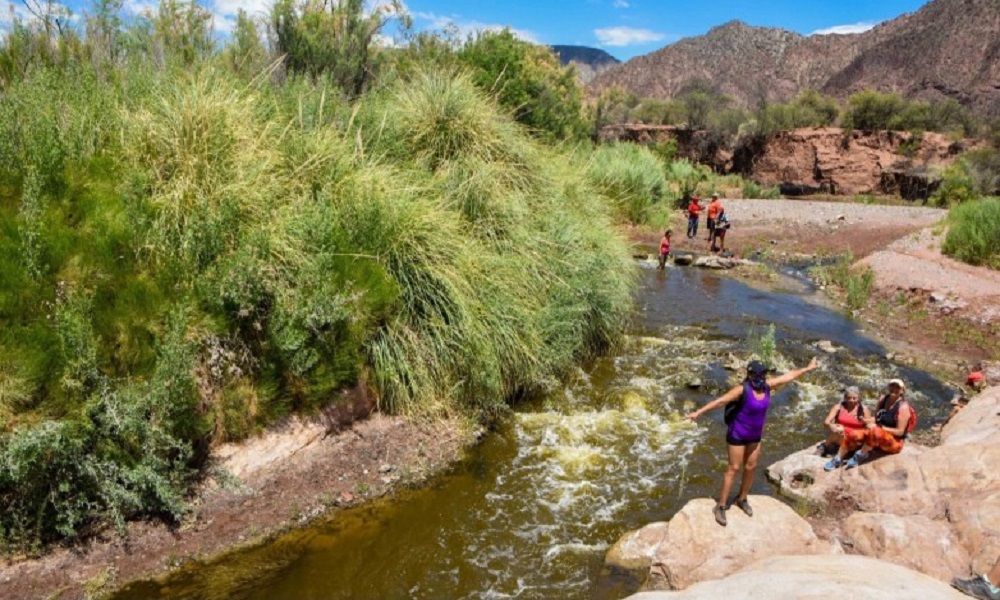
[824, 378, 912, 471]
[819, 386, 870, 456]
[953, 555, 1000, 600]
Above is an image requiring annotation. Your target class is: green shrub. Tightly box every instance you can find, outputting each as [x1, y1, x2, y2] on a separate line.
[810, 252, 875, 311]
[741, 180, 781, 200]
[745, 323, 777, 367]
[584, 143, 666, 223]
[942, 197, 1000, 268]
[665, 159, 708, 208]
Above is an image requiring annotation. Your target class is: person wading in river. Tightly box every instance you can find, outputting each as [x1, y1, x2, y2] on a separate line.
[686, 357, 819, 526]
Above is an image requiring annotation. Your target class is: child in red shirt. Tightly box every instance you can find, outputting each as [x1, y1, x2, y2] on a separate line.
[658, 230, 672, 270]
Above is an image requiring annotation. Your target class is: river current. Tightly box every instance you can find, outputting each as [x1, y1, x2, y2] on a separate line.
[115, 260, 952, 600]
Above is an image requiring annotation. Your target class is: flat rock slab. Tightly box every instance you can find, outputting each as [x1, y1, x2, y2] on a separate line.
[627, 554, 969, 600]
[648, 496, 827, 590]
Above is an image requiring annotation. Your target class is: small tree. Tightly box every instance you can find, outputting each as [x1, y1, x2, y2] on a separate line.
[270, 0, 408, 97]
[457, 29, 589, 141]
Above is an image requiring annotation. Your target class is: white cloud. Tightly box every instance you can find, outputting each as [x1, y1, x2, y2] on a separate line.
[594, 26, 664, 47]
[810, 22, 875, 36]
[413, 11, 539, 44]
[613, 0, 630, 8]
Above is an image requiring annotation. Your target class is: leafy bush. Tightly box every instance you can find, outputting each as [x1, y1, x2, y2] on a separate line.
[942, 197, 1000, 268]
[457, 30, 589, 141]
[810, 252, 875, 311]
[584, 143, 666, 223]
[741, 180, 781, 200]
[745, 323, 777, 367]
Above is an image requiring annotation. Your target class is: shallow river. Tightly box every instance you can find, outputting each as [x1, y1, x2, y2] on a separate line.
[115, 261, 952, 600]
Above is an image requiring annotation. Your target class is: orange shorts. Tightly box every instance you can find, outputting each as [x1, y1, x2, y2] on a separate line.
[842, 426, 904, 455]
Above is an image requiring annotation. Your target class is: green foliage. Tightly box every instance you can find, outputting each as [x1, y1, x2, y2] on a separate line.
[844, 91, 980, 134]
[810, 253, 875, 311]
[225, 9, 268, 77]
[665, 160, 709, 208]
[931, 148, 1000, 207]
[842, 91, 909, 131]
[584, 144, 666, 223]
[741, 180, 781, 200]
[745, 323, 777, 367]
[270, 0, 408, 97]
[457, 30, 589, 141]
[0, 16, 634, 551]
[942, 197, 1000, 268]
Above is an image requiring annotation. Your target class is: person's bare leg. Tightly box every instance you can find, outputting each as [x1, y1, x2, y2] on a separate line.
[719, 444, 744, 506]
[989, 556, 1000, 586]
[736, 441, 760, 500]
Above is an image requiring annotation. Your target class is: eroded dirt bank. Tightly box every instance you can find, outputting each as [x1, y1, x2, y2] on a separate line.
[2, 405, 473, 600]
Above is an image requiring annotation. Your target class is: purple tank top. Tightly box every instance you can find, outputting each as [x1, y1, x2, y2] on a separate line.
[728, 381, 771, 442]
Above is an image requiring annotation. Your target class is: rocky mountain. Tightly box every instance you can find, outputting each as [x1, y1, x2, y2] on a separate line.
[589, 0, 1000, 116]
[551, 45, 620, 83]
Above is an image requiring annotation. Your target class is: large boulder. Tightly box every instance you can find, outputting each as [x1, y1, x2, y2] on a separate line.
[646, 496, 828, 591]
[843, 513, 970, 580]
[606, 522, 670, 571]
[767, 386, 1000, 580]
[626, 554, 968, 600]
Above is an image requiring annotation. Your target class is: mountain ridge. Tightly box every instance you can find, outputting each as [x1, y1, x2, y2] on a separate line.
[588, 0, 1000, 116]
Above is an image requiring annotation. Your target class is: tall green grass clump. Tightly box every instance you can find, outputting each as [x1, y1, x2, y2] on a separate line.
[0, 55, 634, 550]
[745, 323, 777, 367]
[810, 252, 875, 311]
[346, 68, 633, 415]
[942, 197, 1000, 268]
[584, 143, 666, 223]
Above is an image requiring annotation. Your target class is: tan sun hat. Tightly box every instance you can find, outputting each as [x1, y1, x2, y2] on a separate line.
[887, 378, 906, 390]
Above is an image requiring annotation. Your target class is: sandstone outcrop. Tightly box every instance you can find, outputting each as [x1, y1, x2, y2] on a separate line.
[626, 554, 968, 600]
[640, 496, 829, 591]
[605, 522, 669, 571]
[752, 128, 963, 197]
[596, 125, 968, 199]
[767, 386, 1000, 576]
[614, 387, 999, 597]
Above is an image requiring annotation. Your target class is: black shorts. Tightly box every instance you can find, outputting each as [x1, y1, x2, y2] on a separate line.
[727, 433, 761, 446]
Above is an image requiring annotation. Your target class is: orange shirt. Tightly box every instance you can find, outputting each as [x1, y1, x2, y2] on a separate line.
[707, 200, 722, 220]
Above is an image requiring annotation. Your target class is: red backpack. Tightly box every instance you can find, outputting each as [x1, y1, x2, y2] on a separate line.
[878, 395, 917, 437]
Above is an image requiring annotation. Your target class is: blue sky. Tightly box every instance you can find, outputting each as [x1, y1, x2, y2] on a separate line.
[404, 0, 930, 60]
[5, 0, 931, 61]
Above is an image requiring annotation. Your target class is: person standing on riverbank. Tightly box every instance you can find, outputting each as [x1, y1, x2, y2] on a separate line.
[686, 196, 702, 239]
[706, 194, 723, 245]
[658, 230, 672, 270]
[686, 357, 819, 527]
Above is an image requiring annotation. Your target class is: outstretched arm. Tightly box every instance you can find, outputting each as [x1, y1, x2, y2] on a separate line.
[686, 384, 743, 421]
[767, 357, 819, 391]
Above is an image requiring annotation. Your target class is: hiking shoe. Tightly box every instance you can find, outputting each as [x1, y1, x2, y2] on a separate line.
[844, 452, 867, 470]
[824, 456, 843, 471]
[952, 575, 1000, 600]
[713, 504, 727, 527]
[733, 497, 753, 517]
